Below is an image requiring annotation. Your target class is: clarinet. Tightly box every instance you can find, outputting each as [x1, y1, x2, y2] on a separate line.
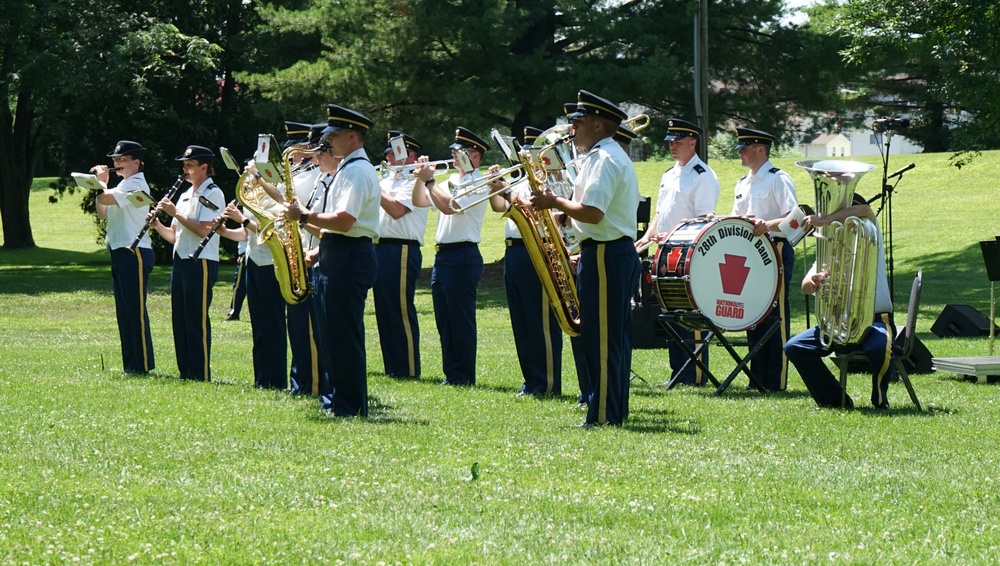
[188, 200, 238, 260]
[128, 175, 186, 251]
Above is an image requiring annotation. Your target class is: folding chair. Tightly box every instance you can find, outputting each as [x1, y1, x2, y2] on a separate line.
[833, 268, 923, 411]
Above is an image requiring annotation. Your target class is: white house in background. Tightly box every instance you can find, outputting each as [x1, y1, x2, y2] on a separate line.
[798, 130, 923, 157]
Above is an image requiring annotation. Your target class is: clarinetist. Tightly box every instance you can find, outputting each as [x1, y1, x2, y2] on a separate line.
[151, 145, 226, 382]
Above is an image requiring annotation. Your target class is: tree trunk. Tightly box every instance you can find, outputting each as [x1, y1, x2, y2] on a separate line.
[0, 85, 37, 249]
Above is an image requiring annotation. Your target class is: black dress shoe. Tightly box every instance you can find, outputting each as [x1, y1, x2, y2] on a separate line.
[224, 314, 240, 321]
[873, 400, 891, 410]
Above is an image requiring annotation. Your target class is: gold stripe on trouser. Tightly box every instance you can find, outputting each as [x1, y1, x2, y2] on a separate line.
[541, 287, 554, 393]
[777, 241, 788, 390]
[200, 259, 209, 381]
[694, 330, 704, 385]
[308, 314, 319, 396]
[136, 249, 149, 371]
[597, 244, 609, 424]
[399, 246, 416, 376]
[874, 312, 893, 406]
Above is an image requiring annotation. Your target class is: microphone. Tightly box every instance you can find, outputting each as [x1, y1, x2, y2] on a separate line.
[872, 117, 911, 132]
[887, 163, 916, 180]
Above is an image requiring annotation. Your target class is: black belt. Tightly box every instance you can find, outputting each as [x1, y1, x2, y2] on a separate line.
[321, 233, 372, 243]
[505, 238, 525, 247]
[435, 241, 478, 252]
[378, 238, 420, 246]
[579, 235, 632, 249]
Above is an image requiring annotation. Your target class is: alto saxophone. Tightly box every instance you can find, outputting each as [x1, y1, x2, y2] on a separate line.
[235, 135, 313, 304]
[504, 146, 583, 336]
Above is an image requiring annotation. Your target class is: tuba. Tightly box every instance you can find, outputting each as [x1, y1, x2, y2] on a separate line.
[504, 144, 583, 336]
[236, 135, 314, 305]
[795, 159, 878, 348]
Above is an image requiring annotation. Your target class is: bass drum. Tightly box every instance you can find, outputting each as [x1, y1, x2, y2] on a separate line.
[653, 216, 781, 331]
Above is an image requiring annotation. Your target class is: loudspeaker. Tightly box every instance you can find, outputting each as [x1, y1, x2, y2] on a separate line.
[900, 335, 934, 374]
[632, 304, 667, 349]
[931, 304, 999, 337]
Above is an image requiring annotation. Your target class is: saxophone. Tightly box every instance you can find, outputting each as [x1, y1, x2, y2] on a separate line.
[235, 135, 313, 305]
[796, 160, 879, 348]
[504, 146, 583, 336]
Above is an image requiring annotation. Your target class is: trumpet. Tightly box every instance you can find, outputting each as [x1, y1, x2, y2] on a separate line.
[379, 158, 454, 179]
[447, 163, 525, 212]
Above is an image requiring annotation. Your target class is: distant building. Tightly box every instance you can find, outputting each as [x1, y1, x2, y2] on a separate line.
[798, 130, 922, 157]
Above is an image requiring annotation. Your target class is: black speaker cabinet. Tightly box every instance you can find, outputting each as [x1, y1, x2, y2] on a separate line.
[931, 304, 999, 337]
[900, 335, 934, 374]
[632, 304, 667, 349]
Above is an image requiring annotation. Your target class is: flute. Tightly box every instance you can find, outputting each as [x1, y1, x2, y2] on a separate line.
[128, 175, 186, 251]
[188, 200, 238, 260]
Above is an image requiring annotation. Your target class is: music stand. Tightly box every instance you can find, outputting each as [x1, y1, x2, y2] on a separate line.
[658, 312, 779, 395]
[980, 237, 1000, 354]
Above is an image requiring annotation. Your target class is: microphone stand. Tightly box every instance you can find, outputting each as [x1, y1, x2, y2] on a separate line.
[873, 128, 915, 305]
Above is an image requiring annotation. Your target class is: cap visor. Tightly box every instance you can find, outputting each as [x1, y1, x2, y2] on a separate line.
[321, 125, 343, 135]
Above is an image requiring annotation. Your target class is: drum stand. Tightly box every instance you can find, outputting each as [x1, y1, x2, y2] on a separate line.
[658, 312, 780, 395]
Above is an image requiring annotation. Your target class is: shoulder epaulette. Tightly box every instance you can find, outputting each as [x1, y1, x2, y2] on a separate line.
[693, 164, 706, 174]
[768, 167, 780, 174]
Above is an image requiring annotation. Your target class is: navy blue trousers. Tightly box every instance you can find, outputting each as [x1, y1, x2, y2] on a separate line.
[577, 238, 640, 426]
[373, 241, 422, 378]
[110, 247, 155, 373]
[315, 236, 376, 416]
[785, 313, 896, 407]
[745, 239, 795, 390]
[227, 253, 247, 318]
[170, 256, 219, 381]
[287, 265, 326, 396]
[247, 260, 288, 389]
[431, 245, 483, 385]
[667, 325, 710, 386]
[504, 242, 562, 394]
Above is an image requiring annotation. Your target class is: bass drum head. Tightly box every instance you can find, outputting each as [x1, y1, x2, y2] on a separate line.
[686, 217, 781, 331]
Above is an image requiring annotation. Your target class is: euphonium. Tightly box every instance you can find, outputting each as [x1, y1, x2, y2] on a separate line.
[795, 159, 878, 348]
[235, 135, 313, 304]
[504, 146, 583, 336]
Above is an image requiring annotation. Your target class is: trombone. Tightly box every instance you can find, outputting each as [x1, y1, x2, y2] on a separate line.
[447, 163, 524, 212]
[623, 114, 650, 133]
[378, 158, 453, 179]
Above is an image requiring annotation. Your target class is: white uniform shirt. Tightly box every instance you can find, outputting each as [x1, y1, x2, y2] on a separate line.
[378, 173, 429, 244]
[105, 173, 153, 250]
[172, 177, 226, 261]
[503, 178, 532, 239]
[571, 137, 639, 242]
[435, 170, 488, 244]
[292, 166, 322, 205]
[731, 159, 797, 222]
[653, 154, 720, 235]
[322, 147, 380, 240]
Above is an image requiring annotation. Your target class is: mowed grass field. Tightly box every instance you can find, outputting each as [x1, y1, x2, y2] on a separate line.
[2, 150, 1000, 563]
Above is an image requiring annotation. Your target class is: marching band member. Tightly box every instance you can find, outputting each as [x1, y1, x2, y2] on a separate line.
[732, 127, 798, 391]
[151, 145, 226, 381]
[220, 200, 287, 390]
[424, 127, 491, 386]
[785, 197, 894, 409]
[635, 119, 721, 386]
[532, 90, 641, 427]
[284, 105, 380, 417]
[487, 126, 563, 396]
[93, 140, 155, 374]
[285, 122, 330, 395]
[374, 131, 431, 379]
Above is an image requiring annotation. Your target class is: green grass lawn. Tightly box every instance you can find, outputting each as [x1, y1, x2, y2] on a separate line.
[2, 152, 1000, 563]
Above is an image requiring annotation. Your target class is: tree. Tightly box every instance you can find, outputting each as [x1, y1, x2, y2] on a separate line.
[240, 0, 846, 157]
[835, 0, 1000, 153]
[1, 0, 229, 249]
